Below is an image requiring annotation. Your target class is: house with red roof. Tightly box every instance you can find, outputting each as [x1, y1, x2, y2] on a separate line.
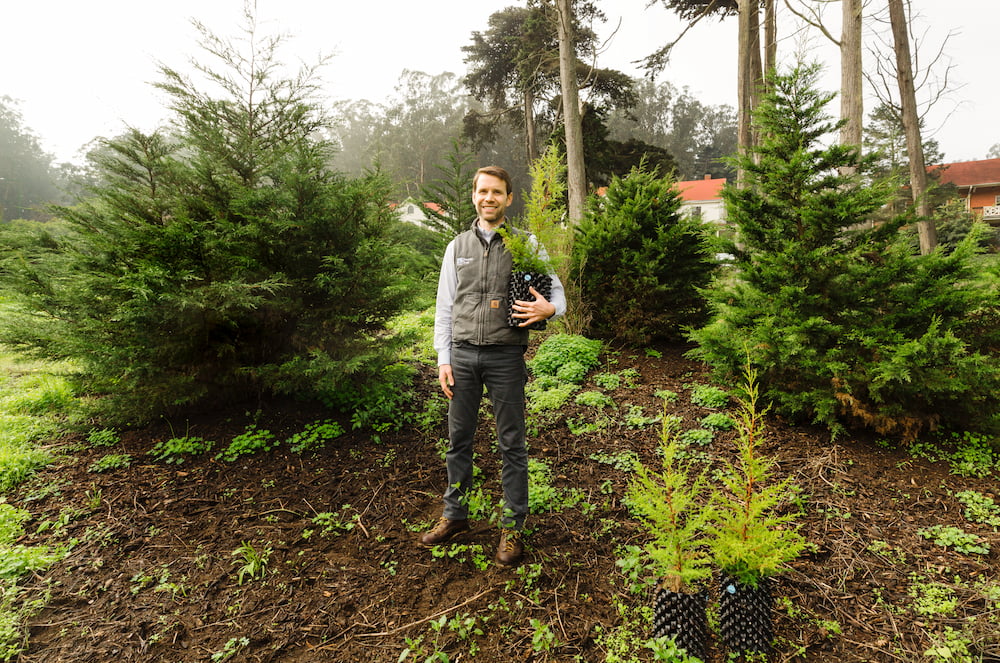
[675, 175, 727, 225]
[392, 198, 444, 228]
[931, 158, 1000, 223]
[595, 175, 728, 226]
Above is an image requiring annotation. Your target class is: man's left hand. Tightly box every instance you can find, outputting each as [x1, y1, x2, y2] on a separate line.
[512, 287, 556, 327]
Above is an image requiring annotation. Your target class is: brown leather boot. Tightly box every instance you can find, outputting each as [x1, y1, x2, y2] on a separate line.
[419, 517, 469, 546]
[495, 528, 524, 567]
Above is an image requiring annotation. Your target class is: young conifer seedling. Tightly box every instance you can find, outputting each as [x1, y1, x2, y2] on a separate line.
[709, 364, 806, 657]
[627, 409, 713, 661]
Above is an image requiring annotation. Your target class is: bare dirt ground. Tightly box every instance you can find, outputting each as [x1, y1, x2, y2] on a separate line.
[10, 342, 1000, 662]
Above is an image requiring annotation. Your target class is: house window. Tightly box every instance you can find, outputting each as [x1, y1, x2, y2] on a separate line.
[407, 204, 416, 215]
[995, 195, 1000, 206]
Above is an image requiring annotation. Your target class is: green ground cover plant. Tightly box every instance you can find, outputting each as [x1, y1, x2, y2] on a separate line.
[215, 425, 277, 462]
[688, 384, 729, 409]
[149, 436, 215, 464]
[87, 454, 132, 474]
[85, 428, 120, 448]
[285, 420, 345, 454]
[575, 390, 615, 410]
[917, 525, 990, 556]
[699, 412, 734, 431]
[955, 490, 1000, 528]
[529, 334, 602, 382]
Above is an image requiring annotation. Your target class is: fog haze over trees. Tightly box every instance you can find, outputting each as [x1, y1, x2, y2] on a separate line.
[0, 97, 74, 222]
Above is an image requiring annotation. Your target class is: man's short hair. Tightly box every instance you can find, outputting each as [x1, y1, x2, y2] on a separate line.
[473, 166, 513, 196]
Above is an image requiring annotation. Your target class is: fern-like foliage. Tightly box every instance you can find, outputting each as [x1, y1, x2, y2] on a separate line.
[708, 366, 806, 588]
[627, 413, 713, 592]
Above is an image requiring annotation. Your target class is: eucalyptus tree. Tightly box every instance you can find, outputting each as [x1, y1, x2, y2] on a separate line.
[0, 97, 63, 221]
[462, 2, 635, 170]
[555, 0, 586, 222]
[605, 78, 736, 180]
[887, 0, 935, 253]
[644, 0, 771, 186]
[374, 70, 473, 198]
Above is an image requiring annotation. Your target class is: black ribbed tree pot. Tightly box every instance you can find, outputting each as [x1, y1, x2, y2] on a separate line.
[653, 586, 709, 661]
[718, 574, 773, 658]
[506, 270, 552, 331]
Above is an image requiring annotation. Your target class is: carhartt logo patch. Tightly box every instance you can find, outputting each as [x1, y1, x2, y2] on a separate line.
[490, 300, 500, 309]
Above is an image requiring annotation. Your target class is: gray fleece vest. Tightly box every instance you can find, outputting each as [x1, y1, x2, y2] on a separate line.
[451, 222, 530, 348]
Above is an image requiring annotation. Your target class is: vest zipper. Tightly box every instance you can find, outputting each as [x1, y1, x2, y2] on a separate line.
[479, 239, 491, 344]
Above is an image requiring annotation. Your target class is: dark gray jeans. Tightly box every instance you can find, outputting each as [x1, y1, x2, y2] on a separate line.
[443, 343, 529, 530]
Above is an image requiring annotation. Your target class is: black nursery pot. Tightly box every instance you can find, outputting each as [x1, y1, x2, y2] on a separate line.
[718, 574, 774, 659]
[653, 588, 709, 662]
[507, 271, 553, 331]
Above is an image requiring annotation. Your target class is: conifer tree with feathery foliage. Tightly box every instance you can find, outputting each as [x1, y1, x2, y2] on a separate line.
[688, 64, 1000, 440]
[0, 10, 414, 423]
[571, 163, 717, 345]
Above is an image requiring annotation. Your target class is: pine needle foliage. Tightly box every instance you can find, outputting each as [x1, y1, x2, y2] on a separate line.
[571, 162, 716, 345]
[688, 64, 1000, 440]
[708, 366, 805, 588]
[627, 413, 713, 592]
[0, 11, 412, 423]
[418, 138, 479, 251]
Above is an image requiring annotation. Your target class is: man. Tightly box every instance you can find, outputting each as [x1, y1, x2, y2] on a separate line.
[421, 165, 566, 567]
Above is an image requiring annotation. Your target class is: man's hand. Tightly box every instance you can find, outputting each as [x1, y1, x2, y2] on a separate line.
[439, 364, 455, 399]
[512, 286, 556, 327]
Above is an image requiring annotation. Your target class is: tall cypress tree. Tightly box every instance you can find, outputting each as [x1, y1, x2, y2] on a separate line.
[689, 64, 1000, 439]
[0, 12, 412, 422]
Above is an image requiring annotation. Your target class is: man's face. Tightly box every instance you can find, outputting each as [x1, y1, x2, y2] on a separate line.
[472, 173, 513, 225]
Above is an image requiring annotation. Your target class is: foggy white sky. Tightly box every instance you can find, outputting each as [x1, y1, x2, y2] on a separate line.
[1, 0, 996, 165]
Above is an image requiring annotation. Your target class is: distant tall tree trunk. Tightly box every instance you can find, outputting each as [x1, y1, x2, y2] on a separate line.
[763, 0, 777, 81]
[888, 0, 936, 253]
[524, 88, 538, 163]
[555, 0, 586, 224]
[736, 0, 763, 187]
[841, 0, 863, 153]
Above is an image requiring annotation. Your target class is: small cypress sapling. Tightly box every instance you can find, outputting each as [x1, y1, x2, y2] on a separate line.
[627, 412, 713, 660]
[709, 365, 805, 585]
[628, 413, 713, 593]
[709, 364, 805, 657]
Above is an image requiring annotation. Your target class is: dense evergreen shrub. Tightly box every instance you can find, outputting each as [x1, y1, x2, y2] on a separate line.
[688, 64, 1000, 439]
[0, 20, 413, 423]
[571, 165, 716, 345]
